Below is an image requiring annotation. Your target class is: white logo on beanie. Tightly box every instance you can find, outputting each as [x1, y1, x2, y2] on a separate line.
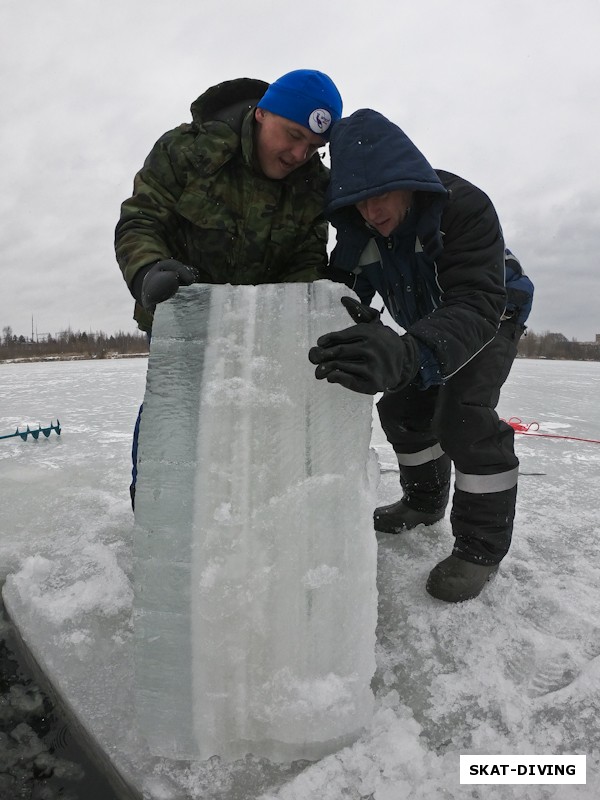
[308, 108, 332, 134]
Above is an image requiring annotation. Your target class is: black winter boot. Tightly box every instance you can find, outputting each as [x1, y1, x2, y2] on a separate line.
[374, 499, 445, 533]
[426, 555, 499, 602]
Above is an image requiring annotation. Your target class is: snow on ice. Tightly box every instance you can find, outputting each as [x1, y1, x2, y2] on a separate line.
[1, 317, 599, 798]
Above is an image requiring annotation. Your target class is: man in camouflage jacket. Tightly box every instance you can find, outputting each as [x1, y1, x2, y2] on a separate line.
[115, 70, 342, 333]
[115, 70, 342, 506]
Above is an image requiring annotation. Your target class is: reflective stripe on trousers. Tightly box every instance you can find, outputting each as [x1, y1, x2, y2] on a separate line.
[454, 466, 518, 494]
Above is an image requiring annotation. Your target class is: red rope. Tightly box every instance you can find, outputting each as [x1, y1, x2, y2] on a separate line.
[502, 417, 600, 445]
[505, 417, 539, 432]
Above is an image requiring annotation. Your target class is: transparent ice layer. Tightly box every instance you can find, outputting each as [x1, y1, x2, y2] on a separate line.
[133, 282, 379, 763]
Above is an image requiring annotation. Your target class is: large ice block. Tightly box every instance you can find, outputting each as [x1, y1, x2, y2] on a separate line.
[134, 281, 378, 763]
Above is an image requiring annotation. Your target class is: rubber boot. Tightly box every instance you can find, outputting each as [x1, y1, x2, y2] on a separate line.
[374, 499, 445, 533]
[375, 452, 450, 533]
[426, 555, 499, 602]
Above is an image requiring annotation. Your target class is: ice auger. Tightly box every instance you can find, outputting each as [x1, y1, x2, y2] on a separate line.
[0, 420, 61, 441]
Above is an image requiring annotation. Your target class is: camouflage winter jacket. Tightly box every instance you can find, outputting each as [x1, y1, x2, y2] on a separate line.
[115, 78, 330, 331]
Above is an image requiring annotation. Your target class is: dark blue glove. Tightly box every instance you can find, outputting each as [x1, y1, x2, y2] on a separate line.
[308, 296, 419, 395]
[139, 259, 196, 312]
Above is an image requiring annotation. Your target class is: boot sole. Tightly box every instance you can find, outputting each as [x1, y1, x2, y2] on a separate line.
[374, 512, 444, 534]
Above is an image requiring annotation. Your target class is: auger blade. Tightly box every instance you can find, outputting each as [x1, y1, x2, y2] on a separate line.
[0, 420, 62, 441]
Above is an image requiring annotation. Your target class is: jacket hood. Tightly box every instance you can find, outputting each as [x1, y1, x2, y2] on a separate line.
[190, 78, 269, 129]
[325, 109, 448, 216]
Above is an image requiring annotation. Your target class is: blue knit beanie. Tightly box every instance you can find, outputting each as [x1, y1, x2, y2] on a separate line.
[257, 70, 342, 139]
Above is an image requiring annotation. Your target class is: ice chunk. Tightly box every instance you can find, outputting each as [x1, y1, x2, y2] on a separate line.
[134, 282, 378, 763]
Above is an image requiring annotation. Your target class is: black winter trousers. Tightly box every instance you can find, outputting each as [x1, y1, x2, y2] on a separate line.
[377, 324, 521, 565]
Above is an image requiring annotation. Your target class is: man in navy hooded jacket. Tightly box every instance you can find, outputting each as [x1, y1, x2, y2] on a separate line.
[309, 109, 534, 603]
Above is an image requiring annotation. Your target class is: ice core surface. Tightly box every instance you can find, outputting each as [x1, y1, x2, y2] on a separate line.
[133, 282, 378, 763]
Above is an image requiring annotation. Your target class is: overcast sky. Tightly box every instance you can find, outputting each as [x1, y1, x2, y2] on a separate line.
[2, 0, 599, 341]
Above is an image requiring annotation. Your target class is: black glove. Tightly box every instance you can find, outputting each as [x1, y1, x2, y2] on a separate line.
[308, 296, 419, 395]
[138, 259, 196, 312]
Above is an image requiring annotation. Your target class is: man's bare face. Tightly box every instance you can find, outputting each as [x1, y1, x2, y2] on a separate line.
[356, 190, 414, 237]
[254, 108, 326, 179]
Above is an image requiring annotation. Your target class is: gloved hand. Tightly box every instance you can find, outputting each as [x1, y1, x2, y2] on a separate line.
[140, 259, 196, 312]
[308, 296, 419, 395]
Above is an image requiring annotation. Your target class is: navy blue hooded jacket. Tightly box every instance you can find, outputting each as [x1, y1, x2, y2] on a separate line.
[325, 109, 533, 387]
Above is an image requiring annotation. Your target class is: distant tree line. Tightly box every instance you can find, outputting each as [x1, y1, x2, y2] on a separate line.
[518, 330, 600, 361]
[0, 325, 149, 361]
[1, 324, 599, 363]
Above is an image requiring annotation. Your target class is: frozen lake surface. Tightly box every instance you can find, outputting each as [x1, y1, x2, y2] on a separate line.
[1, 356, 599, 798]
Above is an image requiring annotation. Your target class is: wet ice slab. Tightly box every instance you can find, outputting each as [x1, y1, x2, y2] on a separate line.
[134, 282, 378, 762]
